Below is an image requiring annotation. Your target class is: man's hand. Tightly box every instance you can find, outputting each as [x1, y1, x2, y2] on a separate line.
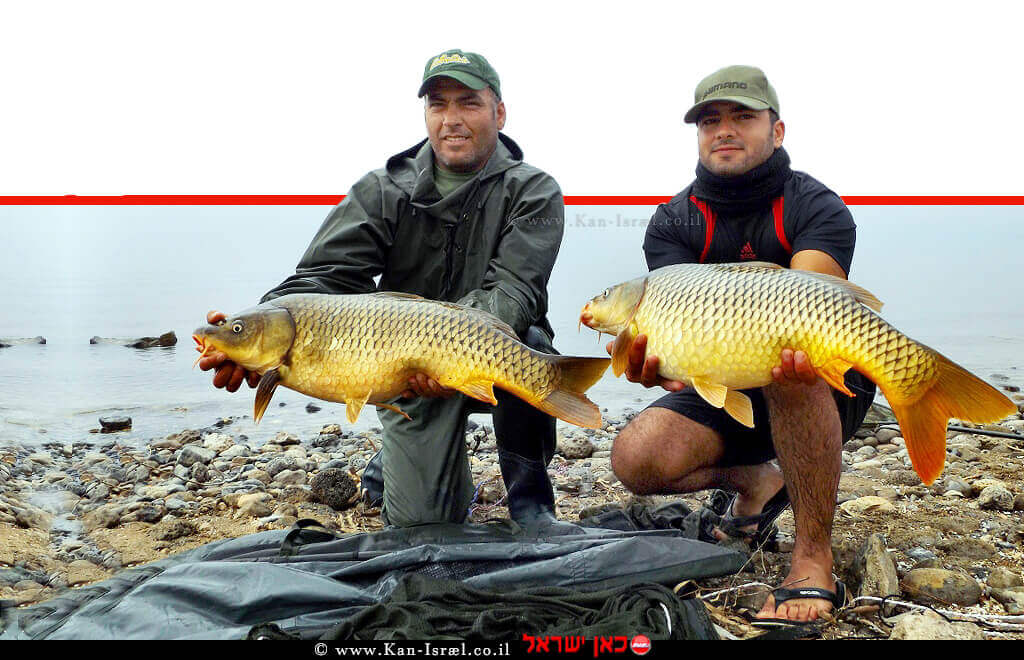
[197, 310, 261, 392]
[400, 373, 457, 399]
[605, 333, 687, 392]
[771, 348, 819, 386]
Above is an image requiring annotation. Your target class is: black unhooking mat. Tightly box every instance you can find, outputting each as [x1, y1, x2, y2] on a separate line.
[0, 516, 744, 640]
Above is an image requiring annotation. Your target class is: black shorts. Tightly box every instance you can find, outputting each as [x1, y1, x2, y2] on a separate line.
[648, 371, 876, 467]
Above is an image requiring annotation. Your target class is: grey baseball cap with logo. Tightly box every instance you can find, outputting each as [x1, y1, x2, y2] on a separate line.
[684, 65, 779, 124]
[417, 49, 501, 99]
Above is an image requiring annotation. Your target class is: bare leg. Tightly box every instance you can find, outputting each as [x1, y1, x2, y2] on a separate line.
[757, 379, 843, 622]
[612, 407, 783, 514]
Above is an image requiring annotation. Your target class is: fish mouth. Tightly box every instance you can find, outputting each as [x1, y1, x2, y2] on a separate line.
[192, 333, 215, 368]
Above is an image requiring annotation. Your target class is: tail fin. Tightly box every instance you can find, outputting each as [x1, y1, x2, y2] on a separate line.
[887, 353, 1015, 485]
[535, 356, 611, 428]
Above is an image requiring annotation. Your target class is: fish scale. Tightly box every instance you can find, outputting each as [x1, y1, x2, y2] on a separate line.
[580, 262, 1015, 484]
[194, 292, 610, 428]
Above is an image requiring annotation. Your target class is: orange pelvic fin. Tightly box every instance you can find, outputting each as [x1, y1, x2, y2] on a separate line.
[457, 378, 498, 406]
[887, 353, 1016, 485]
[723, 389, 755, 428]
[345, 393, 371, 424]
[817, 357, 856, 397]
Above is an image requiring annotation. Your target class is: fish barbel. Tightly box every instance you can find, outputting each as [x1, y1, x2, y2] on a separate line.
[579, 262, 1015, 484]
[194, 292, 610, 428]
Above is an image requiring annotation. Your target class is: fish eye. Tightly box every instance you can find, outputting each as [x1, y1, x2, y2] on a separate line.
[232, 322, 244, 334]
[602, 289, 610, 298]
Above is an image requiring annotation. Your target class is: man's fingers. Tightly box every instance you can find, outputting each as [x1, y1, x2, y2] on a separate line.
[226, 365, 246, 392]
[247, 372, 261, 388]
[628, 334, 648, 367]
[792, 351, 818, 384]
[212, 363, 233, 389]
[206, 310, 227, 325]
[640, 355, 660, 388]
[779, 349, 797, 380]
[198, 351, 227, 372]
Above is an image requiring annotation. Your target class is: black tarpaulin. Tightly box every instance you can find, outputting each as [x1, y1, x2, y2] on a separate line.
[0, 518, 745, 640]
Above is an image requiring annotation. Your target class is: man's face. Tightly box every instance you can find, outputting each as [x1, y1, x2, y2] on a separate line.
[424, 77, 506, 173]
[697, 101, 785, 177]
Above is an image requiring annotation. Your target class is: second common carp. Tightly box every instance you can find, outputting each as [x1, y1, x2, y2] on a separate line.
[579, 262, 1015, 484]
[194, 292, 610, 428]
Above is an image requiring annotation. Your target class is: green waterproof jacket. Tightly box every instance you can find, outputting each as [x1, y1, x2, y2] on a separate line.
[263, 133, 564, 338]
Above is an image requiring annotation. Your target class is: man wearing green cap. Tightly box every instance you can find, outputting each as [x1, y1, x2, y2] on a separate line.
[199, 49, 568, 529]
[609, 65, 874, 624]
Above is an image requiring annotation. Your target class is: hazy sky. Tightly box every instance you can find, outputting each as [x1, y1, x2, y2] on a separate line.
[1, 1, 1021, 196]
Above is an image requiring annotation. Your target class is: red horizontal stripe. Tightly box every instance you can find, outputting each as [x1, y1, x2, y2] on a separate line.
[1, 195, 1024, 205]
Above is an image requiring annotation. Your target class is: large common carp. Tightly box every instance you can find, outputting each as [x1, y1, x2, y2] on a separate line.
[579, 262, 1015, 484]
[194, 292, 610, 428]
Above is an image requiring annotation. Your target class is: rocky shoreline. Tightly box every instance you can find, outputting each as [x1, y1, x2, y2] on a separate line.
[2, 386, 1023, 640]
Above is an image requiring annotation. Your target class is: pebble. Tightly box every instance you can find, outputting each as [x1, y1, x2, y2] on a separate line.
[66, 559, 107, 587]
[854, 533, 900, 603]
[557, 435, 595, 459]
[202, 432, 234, 454]
[234, 493, 274, 519]
[987, 566, 1024, 589]
[265, 456, 302, 477]
[99, 416, 132, 432]
[839, 496, 895, 517]
[889, 609, 985, 640]
[990, 587, 1024, 615]
[875, 428, 901, 444]
[272, 469, 308, 486]
[901, 568, 982, 606]
[220, 444, 251, 459]
[178, 446, 215, 468]
[977, 485, 1015, 511]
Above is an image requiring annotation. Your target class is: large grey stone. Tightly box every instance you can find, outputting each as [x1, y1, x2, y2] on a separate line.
[902, 568, 982, 606]
[855, 533, 900, 602]
[310, 469, 358, 510]
[178, 446, 215, 467]
[889, 609, 985, 640]
[978, 485, 1015, 511]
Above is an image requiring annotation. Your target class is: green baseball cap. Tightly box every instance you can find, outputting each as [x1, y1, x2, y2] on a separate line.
[418, 49, 501, 99]
[684, 65, 779, 124]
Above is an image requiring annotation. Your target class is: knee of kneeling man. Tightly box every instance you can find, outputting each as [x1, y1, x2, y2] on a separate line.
[611, 433, 659, 495]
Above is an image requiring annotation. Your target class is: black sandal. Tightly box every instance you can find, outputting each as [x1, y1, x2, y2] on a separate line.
[715, 486, 790, 547]
[752, 579, 847, 629]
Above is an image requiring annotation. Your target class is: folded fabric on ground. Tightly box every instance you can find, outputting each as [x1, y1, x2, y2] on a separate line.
[0, 517, 745, 640]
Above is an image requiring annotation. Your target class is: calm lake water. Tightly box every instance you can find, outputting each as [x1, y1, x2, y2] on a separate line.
[1, 204, 1022, 448]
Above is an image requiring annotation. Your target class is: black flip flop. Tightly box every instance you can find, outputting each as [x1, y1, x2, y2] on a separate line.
[751, 579, 847, 630]
[715, 486, 790, 547]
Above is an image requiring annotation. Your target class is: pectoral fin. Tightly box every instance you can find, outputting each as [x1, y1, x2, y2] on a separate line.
[346, 393, 371, 424]
[610, 323, 638, 377]
[724, 390, 755, 428]
[691, 376, 728, 409]
[818, 357, 856, 397]
[457, 378, 498, 406]
[253, 368, 281, 424]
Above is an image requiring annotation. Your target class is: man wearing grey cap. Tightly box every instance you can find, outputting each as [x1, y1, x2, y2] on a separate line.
[200, 49, 567, 530]
[610, 65, 874, 624]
